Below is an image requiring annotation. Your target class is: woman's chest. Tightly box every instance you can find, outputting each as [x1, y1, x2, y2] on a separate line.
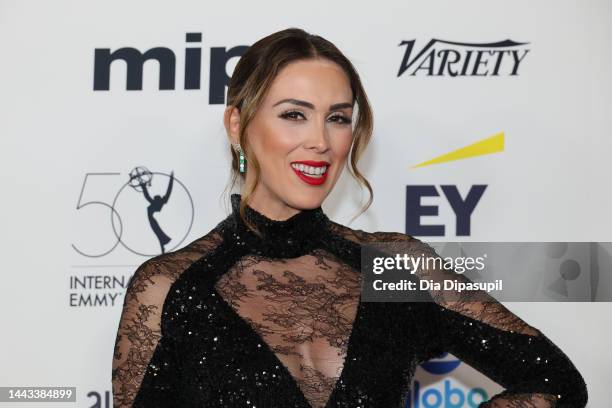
[165, 251, 424, 407]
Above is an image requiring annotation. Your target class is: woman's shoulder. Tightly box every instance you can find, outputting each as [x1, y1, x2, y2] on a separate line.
[125, 225, 225, 304]
[327, 219, 429, 246]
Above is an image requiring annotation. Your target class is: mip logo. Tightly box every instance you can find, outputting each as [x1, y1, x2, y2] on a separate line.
[93, 32, 248, 104]
[71, 167, 194, 257]
[398, 39, 530, 77]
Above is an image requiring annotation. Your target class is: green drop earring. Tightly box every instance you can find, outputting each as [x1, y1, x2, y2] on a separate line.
[234, 144, 245, 173]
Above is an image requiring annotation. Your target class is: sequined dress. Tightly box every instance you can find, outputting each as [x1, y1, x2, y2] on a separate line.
[112, 193, 588, 407]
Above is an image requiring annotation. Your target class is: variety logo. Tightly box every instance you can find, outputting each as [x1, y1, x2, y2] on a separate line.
[398, 39, 530, 77]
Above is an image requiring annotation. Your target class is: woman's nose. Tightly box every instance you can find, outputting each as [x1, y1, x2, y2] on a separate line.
[305, 118, 330, 152]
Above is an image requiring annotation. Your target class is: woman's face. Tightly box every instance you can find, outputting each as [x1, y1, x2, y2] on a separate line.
[225, 58, 354, 219]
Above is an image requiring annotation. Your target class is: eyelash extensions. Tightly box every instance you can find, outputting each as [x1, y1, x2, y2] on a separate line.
[279, 110, 352, 125]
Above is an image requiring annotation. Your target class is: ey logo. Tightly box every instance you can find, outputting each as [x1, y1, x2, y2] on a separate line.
[406, 132, 504, 237]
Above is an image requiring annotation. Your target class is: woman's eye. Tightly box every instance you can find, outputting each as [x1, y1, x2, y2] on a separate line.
[280, 111, 305, 121]
[279, 111, 351, 125]
[329, 114, 352, 125]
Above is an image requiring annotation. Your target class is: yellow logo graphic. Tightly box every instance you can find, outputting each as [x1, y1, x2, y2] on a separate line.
[412, 131, 504, 169]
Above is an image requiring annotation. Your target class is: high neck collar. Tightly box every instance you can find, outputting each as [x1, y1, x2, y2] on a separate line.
[226, 193, 330, 258]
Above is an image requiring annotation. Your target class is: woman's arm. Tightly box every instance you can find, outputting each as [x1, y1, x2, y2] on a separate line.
[385, 235, 589, 407]
[112, 258, 182, 407]
[427, 300, 587, 407]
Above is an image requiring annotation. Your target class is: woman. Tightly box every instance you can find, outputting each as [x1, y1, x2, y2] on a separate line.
[111, 28, 588, 407]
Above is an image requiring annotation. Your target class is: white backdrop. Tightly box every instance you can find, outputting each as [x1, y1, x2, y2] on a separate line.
[1, 0, 610, 406]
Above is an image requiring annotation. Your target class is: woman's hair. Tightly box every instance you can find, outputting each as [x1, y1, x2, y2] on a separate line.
[224, 27, 374, 236]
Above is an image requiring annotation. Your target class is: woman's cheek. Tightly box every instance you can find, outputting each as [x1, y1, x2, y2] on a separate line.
[259, 126, 295, 152]
[273, 122, 304, 144]
[331, 130, 353, 157]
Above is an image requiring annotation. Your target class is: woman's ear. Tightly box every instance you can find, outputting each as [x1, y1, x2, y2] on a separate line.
[224, 105, 241, 145]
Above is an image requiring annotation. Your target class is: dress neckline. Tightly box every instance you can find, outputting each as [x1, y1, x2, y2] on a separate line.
[227, 193, 331, 258]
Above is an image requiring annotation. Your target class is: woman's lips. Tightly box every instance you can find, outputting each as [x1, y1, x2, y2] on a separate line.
[291, 163, 329, 186]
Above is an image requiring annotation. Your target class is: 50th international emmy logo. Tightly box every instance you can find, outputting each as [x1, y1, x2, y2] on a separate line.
[71, 166, 194, 257]
[129, 167, 175, 253]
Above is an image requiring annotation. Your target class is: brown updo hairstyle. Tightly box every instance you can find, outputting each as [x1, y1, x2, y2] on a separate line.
[225, 27, 374, 237]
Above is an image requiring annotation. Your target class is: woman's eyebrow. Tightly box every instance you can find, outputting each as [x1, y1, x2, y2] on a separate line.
[272, 98, 352, 110]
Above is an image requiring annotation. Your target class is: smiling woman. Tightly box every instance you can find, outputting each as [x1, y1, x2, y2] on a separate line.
[111, 27, 588, 408]
[222, 31, 374, 233]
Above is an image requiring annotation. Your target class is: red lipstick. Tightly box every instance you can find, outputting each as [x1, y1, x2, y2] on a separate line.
[291, 161, 330, 186]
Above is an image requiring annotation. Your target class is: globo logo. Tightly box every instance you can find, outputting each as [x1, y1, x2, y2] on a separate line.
[405, 353, 488, 408]
[420, 352, 461, 375]
[406, 380, 488, 408]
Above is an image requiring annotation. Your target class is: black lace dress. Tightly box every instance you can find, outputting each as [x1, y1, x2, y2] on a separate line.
[112, 193, 588, 407]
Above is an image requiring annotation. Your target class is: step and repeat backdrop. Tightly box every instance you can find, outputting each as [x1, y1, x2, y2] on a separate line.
[1, 0, 610, 406]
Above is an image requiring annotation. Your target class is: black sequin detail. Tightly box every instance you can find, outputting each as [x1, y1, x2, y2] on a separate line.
[112, 193, 588, 407]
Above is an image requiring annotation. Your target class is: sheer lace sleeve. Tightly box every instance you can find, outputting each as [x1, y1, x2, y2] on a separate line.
[328, 222, 588, 406]
[381, 234, 589, 408]
[111, 257, 181, 407]
[111, 229, 223, 407]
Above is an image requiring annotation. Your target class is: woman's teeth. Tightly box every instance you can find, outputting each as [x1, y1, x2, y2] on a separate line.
[291, 163, 328, 177]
